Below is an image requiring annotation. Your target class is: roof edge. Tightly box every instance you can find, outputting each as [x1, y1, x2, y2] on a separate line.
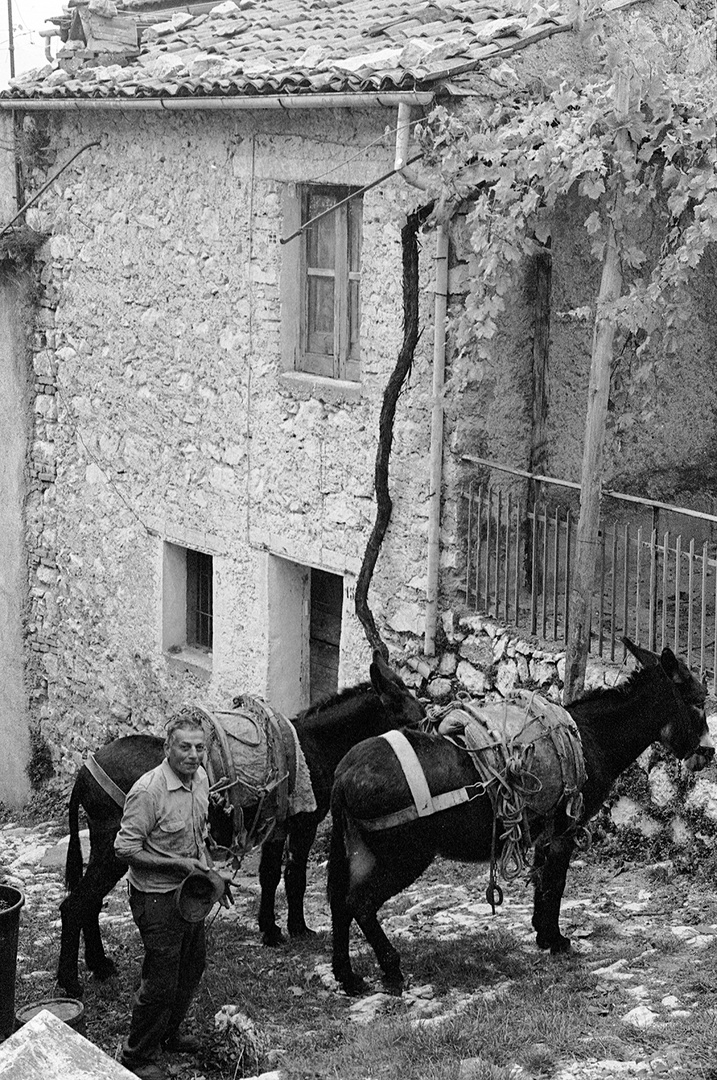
[0, 91, 436, 112]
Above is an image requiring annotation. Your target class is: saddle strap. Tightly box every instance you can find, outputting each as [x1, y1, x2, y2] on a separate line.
[195, 705, 238, 799]
[369, 730, 474, 828]
[380, 730, 433, 814]
[358, 785, 473, 831]
[85, 752, 127, 809]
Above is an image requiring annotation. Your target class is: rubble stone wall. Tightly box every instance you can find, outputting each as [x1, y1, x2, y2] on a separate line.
[19, 107, 437, 780]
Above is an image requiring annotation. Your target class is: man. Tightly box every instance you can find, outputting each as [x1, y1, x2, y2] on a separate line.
[115, 709, 219, 1080]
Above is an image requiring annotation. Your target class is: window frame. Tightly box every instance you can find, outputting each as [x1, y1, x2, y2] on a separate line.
[282, 183, 362, 384]
[186, 547, 213, 651]
[162, 541, 214, 672]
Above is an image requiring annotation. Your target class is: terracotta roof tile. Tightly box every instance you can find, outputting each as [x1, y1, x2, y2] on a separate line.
[3, 0, 572, 100]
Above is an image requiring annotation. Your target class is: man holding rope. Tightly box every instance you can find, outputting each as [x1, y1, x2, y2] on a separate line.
[114, 708, 229, 1080]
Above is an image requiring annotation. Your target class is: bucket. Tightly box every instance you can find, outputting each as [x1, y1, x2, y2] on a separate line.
[15, 997, 86, 1037]
[0, 884, 25, 1042]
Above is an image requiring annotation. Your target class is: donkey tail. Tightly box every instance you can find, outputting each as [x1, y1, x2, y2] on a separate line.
[326, 785, 351, 909]
[64, 781, 84, 893]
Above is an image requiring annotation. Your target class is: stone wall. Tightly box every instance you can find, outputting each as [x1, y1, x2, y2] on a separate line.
[16, 106, 439, 783]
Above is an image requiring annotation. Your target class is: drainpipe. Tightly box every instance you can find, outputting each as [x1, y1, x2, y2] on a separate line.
[0, 91, 434, 113]
[394, 102, 447, 656]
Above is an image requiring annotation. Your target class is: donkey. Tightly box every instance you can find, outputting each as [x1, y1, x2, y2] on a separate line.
[57, 651, 425, 997]
[327, 640, 712, 995]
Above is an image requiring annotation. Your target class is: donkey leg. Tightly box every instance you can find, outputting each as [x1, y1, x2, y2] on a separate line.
[531, 835, 574, 953]
[258, 837, 286, 946]
[354, 909, 404, 993]
[58, 890, 86, 998]
[330, 891, 367, 997]
[285, 815, 320, 938]
[328, 810, 368, 996]
[58, 867, 120, 996]
[83, 854, 128, 979]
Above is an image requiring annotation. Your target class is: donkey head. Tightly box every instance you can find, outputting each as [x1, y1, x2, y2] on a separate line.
[623, 637, 713, 770]
[369, 650, 426, 731]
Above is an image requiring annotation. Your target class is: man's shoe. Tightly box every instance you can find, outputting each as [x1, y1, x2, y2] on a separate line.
[120, 1061, 167, 1080]
[162, 1032, 201, 1054]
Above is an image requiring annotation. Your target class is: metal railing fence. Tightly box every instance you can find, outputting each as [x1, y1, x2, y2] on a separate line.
[463, 478, 717, 691]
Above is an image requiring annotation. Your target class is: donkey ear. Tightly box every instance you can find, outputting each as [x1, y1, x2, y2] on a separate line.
[659, 647, 680, 681]
[370, 649, 404, 700]
[623, 637, 659, 669]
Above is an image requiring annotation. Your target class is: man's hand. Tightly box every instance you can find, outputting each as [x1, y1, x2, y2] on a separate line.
[175, 857, 209, 878]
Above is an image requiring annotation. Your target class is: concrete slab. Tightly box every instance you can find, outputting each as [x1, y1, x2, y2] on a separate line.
[0, 1009, 134, 1079]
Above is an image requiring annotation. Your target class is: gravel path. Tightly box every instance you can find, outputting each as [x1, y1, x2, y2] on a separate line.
[1, 819, 715, 1079]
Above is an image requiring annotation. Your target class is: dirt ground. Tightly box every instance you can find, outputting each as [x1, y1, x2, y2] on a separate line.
[2, 816, 717, 1079]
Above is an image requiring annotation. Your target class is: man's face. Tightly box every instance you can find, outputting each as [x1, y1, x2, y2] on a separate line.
[165, 726, 206, 782]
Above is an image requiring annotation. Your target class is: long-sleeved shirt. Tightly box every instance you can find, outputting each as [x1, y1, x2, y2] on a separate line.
[114, 757, 210, 892]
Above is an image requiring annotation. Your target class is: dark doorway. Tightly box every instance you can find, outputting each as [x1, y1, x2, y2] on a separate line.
[309, 568, 342, 700]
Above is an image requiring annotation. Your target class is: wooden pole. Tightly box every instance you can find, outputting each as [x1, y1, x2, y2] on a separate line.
[563, 72, 631, 703]
[6, 0, 14, 79]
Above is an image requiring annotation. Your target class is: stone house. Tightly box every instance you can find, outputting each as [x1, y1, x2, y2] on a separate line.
[0, 0, 716, 820]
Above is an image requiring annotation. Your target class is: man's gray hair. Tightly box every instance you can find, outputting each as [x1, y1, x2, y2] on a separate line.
[164, 707, 206, 743]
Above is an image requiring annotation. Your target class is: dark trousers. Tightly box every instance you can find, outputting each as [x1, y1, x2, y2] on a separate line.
[121, 887, 206, 1066]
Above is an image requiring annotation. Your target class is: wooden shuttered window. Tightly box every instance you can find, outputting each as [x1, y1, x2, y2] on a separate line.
[300, 186, 362, 382]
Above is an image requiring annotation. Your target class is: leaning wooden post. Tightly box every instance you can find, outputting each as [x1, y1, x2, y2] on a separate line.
[563, 72, 632, 703]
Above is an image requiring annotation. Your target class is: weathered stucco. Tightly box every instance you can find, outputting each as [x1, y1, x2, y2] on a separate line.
[0, 279, 32, 806]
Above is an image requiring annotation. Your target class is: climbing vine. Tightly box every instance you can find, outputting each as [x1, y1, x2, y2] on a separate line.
[416, 56, 717, 394]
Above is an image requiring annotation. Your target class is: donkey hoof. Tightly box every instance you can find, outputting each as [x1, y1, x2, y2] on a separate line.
[57, 975, 83, 999]
[381, 975, 404, 996]
[288, 924, 317, 940]
[335, 970, 368, 997]
[261, 927, 285, 947]
[550, 938, 573, 956]
[91, 957, 118, 982]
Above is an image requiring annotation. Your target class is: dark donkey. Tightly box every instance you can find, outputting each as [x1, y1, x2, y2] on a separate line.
[328, 639, 713, 995]
[57, 651, 425, 998]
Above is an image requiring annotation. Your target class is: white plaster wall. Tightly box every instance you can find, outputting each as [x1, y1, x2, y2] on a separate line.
[0, 281, 31, 805]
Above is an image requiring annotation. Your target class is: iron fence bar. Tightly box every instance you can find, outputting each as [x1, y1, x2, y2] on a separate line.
[701, 541, 708, 681]
[661, 531, 670, 651]
[636, 525, 642, 648]
[475, 485, 484, 611]
[714, 563, 717, 695]
[648, 529, 657, 652]
[465, 481, 474, 606]
[484, 488, 491, 613]
[530, 503, 539, 635]
[564, 509, 571, 644]
[687, 538, 694, 669]
[674, 534, 682, 656]
[513, 498, 521, 624]
[552, 507, 560, 642]
[503, 493, 511, 621]
[622, 524, 630, 650]
[541, 502, 548, 640]
[610, 523, 618, 661]
[495, 490, 503, 619]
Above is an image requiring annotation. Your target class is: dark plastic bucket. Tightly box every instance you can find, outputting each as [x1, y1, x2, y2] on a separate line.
[0, 884, 24, 1042]
[15, 997, 86, 1037]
